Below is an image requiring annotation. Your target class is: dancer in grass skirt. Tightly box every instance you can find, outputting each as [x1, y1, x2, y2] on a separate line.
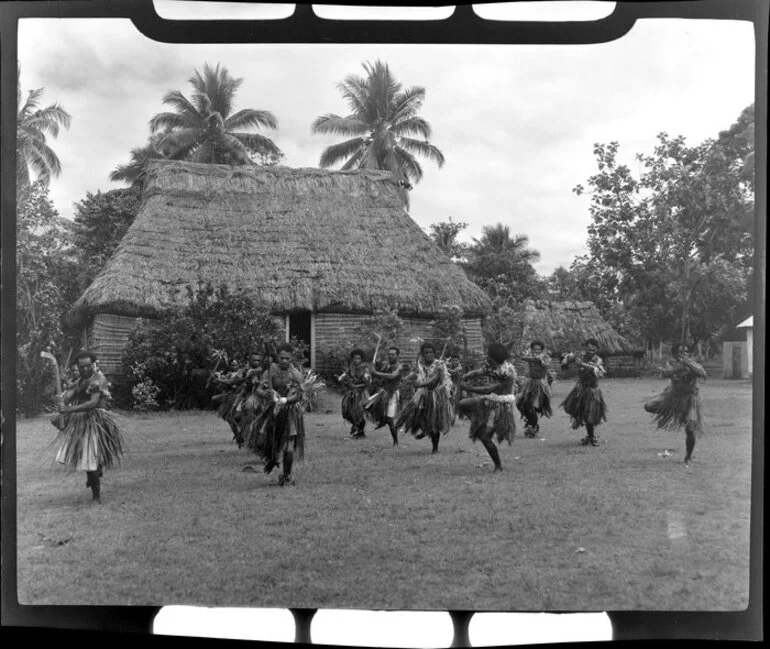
[395, 342, 453, 454]
[238, 350, 269, 446]
[560, 339, 607, 447]
[515, 341, 553, 438]
[458, 343, 516, 472]
[365, 346, 405, 446]
[340, 348, 372, 439]
[50, 350, 126, 503]
[445, 348, 464, 425]
[211, 358, 246, 444]
[211, 353, 264, 447]
[644, 342, 706, 466]
[251, 342, 306, 486]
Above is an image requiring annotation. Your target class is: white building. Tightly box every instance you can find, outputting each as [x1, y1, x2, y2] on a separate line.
[737, 316, 754, 376]
[723, 316, 753, 379]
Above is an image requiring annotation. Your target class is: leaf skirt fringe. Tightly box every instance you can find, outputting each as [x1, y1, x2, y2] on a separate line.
[248, 403, 305, 466]
[50, 409, 126, 472]
[516, 378, 553, 418]
[560, 385, 607, 429]
[394, 387, 452, 437]
[213, 390, 242, 425]
[468, 395, 516, 444]
[341, 386, 369, 426]
[645, 385, 703, 436]
[364, 388, 399, 428]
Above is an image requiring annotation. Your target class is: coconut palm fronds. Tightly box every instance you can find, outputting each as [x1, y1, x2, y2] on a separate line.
[301, 369, 326, 412]
[210, 348, 229, 366]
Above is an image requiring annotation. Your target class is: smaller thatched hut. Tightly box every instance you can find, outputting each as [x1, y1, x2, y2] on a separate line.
[516, 299, 644, 378]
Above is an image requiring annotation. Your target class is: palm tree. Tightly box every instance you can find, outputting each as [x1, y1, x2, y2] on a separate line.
[472, 224, 541, 263]
[148, 63, 280, 165]
[465, 224, 542, 300]
[16, 69, 71, 190]
[312, 60, 445, 186]
[109, 135, 168, 187]
[429, 218, 468, 261]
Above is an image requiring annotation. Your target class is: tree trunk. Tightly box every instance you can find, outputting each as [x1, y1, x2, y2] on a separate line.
[680, 259, 693, 343]
[23, 281, 37, 331]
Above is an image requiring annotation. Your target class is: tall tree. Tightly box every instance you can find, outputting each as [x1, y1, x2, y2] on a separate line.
[574, 124, 753, 347]
[148, 63, 281, 165]
[16, 182, 81, 415]
[16, 70, 71, 190]
[464, 224, 543, 303]
[428, 218, 468, 260]
[73, 186, 142, 290]
[312, 60, 445, 186]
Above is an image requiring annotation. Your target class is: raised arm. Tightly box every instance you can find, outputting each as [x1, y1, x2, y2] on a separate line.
[371, 363, 403, 381]
[660, 360, 677, 378]
[60, 391, 101, 413]
[414, 364, 444, 389]
[578, 355, 606, 377]
[462, 367, 487, 381]
[684, 358, 707, 378]
[462, 381, 500, 395]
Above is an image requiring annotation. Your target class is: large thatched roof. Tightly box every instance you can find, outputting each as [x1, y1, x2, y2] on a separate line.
[520, 299, 641, 354]
[69, 160, 491, 325]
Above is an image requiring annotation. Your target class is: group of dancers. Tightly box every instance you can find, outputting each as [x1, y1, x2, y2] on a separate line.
[49, 338, 707, 502]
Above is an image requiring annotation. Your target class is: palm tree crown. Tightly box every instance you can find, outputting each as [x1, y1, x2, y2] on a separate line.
[312, 60, 445, 185]
[473, 224, 541, 262]
[148, 63, 281, 166]
[109, 135, 168, 187]
[465, 224, 541, 284]
[17, 70, 71, 190]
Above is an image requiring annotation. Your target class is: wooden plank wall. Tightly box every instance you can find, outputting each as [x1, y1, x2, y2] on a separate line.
[314, 313, 484, 374]
[514, 354, 641, 379]
[87, 312, 485, 380]
[86, 314, 145, 380]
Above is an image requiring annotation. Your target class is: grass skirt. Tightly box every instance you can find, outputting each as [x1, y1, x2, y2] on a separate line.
[560, 385, 607, 429]
[364, 388, 399, 428]
[394, 387, 452, 437]
[342, 386, 369, 426]
[468, 394, 516, 444]
[645, 385, 703, 435]
[240, 393, 265, 426]
[214, 390, 242, 425]
[249, 402, 305, 466]
[516, 379, 553, 418]
[51, 409, 126, 471]
[452, 382, 465, 420]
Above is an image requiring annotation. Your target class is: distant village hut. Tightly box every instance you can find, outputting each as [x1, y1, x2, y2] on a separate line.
[723, 315, 753, 379]
[517, 299, 644, 377]
[68, 160, 491, 379]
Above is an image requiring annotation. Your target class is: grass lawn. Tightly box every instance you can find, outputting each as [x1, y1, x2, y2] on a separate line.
[16, 377, 752, 611]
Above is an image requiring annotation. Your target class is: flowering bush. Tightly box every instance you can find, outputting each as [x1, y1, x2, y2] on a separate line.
[129, 362, 161, 412]
[123, 282, 281, 409]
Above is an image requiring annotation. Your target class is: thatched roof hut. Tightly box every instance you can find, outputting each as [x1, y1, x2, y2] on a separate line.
[70, 160, 491, 375]
[517, 299, 644, 377]
[519, 299, 639, 354]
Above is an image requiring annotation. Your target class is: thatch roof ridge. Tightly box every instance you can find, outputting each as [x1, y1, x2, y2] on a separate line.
[520, 298, 641, 354]
[70, 161, 491, 324]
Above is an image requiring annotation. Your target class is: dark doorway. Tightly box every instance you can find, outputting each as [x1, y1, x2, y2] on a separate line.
[732, 344, 742, 379]
[288, 311, 312, 364]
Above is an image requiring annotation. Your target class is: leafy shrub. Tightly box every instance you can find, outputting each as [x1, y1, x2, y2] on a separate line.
[129, 362, 161, 411]
[123, 282, 281, 409]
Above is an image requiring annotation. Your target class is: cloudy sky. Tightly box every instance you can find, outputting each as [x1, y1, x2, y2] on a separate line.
[18, 8, 755, 276]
